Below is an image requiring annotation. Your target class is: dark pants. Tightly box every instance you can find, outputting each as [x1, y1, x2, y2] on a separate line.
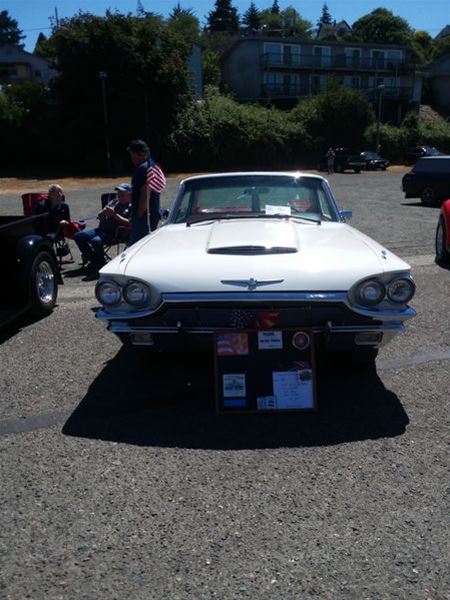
[128, 210, 160, 246]
[74, 228, 111, 263]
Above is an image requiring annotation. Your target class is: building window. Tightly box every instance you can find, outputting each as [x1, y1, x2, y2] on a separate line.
[344, 75, 360, 89]
[313, 46, 331, 68]
[371, 50, 386, 69]
[311, 74, 326, 93]
[264, 43, 282, 65]
[344, 48, 361, 68]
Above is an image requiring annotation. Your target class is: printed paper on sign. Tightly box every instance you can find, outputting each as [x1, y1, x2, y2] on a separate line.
[258, 330, 283, 350]
[257, 396, 277, 410]
[223, 374, 246, 398]
[265, 204, 291, 215]
[217, 333, 249, 356]
[272, 370, 314, 409]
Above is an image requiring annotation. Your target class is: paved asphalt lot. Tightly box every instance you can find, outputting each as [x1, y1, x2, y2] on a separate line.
[0, 171, 449, 599]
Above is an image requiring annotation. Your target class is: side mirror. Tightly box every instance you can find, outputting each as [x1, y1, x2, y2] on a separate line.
[339, 210, 352, 222]
[159, 208, 169, 221]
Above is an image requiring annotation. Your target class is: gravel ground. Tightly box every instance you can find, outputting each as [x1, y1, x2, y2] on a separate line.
[0, 170, 449, 600]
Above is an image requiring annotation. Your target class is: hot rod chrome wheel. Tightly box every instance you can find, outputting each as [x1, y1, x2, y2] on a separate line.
[435, 217, 449, 263]
[30, 252, 58, 315]
[36, 260, 55, 304]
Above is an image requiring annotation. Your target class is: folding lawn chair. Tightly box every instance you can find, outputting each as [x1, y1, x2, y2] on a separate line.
[22, 192, 75, 267]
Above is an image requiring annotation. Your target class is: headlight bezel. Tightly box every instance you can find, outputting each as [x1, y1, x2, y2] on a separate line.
[356, 279, 386, 306]
[351, 273, 415, 309]
[95, 281, 122, 306]
[386, 277, 415, 304]
[123, 280, 151, 307]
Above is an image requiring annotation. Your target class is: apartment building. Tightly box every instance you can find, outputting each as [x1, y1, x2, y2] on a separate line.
[221, 36, 423, 124]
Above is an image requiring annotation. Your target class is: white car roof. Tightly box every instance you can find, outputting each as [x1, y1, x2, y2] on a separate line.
[180, 171, 327, 185]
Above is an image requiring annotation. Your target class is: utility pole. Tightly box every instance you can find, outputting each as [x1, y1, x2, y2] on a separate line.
[375, 84, 384, 154]
[54, 7, 59, 27]
[99, 71, 112, 175]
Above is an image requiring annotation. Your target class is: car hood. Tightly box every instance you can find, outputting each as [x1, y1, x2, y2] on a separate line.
[102, 219, 410, 292]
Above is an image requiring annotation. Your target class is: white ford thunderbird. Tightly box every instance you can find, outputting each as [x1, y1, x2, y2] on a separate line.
[95, 172, 416, 365]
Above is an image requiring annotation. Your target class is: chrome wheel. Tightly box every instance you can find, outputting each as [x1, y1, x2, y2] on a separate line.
[36, 260, 55, 305]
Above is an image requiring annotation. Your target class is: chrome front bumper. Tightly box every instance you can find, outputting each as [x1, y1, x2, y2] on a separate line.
[96, 291, 416, 349]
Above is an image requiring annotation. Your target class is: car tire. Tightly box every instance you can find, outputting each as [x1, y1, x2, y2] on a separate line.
[354, 168, 361, 174]
[30, 251, 58, 316]
[336, 164, 343, 173]
[435, 216, 450, 264]
[421, 187, 437, 207]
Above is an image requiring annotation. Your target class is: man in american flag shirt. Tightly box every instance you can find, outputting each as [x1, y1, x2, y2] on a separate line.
[127, 139, 166, 245]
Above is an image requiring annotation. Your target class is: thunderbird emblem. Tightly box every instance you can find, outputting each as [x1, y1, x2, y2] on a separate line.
[221, 278, 284, 291]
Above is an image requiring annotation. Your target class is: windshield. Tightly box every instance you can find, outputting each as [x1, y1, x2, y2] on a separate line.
[172, 175, 339, 224]
[425, 147, 440, 156]
[362, 152, 380, 159]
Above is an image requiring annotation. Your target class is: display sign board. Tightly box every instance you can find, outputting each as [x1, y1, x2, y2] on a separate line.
[214, 329, 316, 414]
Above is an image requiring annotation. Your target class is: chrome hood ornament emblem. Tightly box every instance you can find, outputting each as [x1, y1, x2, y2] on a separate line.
[221, 278, 284, 291]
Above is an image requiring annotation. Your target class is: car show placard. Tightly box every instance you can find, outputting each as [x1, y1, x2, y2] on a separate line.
[214, 329, 316, 414]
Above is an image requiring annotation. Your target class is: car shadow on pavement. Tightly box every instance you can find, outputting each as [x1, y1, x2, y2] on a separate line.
[63, 347, 409, 449]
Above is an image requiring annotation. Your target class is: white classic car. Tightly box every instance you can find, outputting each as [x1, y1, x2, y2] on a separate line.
[95, 172, 416, 365]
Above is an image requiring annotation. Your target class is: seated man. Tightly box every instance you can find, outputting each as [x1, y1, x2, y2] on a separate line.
[73, 183, 132, 268]
[34, 184, 70, 241]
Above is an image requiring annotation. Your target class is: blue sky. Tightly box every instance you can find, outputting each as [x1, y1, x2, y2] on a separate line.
[6, 0, 450, 52]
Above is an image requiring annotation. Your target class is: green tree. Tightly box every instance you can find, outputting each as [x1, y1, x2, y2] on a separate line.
[260, 8, 283, 32]
[291, 79, 374, 151]
[282, 7, 312, 38]
[317, 3, 332, 27]
[167, 4, 200, 46]
[411, 30, 433, 64]
[0, 10, 25, 46]
[207, 0, 240, 33]
[270, 0, 280, 14]
[242, 2, 261, 30]
[0, 82, 51, 169]
[41, 11, 193, 169]
[350, 8, 413, 45]
[430, 35, 450, 62]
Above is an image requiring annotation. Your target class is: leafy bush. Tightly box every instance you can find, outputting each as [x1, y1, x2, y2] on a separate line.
[168, 87, 307, 170]
[364, 110, 450, 161]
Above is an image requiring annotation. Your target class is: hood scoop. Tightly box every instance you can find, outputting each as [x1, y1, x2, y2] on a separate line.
[206, 220, 299, 255]
[208, 244, 297, 255]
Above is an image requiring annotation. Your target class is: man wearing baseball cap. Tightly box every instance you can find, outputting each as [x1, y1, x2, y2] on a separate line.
[73, 183, 132, 269]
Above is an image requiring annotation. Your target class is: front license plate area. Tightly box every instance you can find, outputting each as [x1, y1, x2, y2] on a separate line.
[214, 328, 317, 414]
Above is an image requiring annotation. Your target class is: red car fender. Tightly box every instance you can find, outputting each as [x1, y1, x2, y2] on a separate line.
[441, 199, 450, 250]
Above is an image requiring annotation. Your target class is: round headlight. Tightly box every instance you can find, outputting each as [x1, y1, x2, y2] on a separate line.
[124, 281, 150, 306]
[357, 279, 385, 306]
[96, 281, 122, 305]
[387, 278, 415, 303]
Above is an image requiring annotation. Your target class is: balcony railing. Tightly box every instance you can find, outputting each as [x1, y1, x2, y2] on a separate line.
[364, 85, 413, 100]
[260, 52, 413, 73]
[261, 83, 413, 101]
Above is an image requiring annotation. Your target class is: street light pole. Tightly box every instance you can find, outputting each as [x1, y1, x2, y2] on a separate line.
[99, 71, 112, 175]
[375, 84, 384, 154]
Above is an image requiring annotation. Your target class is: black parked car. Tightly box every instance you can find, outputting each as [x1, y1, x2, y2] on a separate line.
[402, 156, 450, 206]
[318, 147, 365, 173]
[359, 151, 389, 170]
[404, 146, 442, 165]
